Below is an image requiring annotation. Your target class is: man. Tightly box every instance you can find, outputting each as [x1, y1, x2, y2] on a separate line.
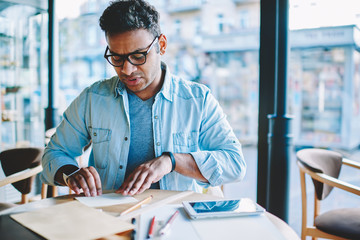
[41, 0, 246, 197]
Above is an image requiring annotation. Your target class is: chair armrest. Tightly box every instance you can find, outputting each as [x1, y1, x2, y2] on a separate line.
[343, 158, 360, 170]
[301, 165, 360, 196]
[0, 165, 42, 187]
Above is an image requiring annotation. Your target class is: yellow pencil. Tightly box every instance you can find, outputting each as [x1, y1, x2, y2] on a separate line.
[120, 195, 153, 216]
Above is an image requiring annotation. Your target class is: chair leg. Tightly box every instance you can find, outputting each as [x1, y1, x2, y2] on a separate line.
[301, 233, 305, 240]
[41, 183, 48, 199]
[52, 186, 58, 197]
[21, 194, 28, 204]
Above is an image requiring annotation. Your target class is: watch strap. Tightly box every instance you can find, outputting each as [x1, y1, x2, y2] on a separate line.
[62, 168, 80, 186]
[163, 152, 176, 172]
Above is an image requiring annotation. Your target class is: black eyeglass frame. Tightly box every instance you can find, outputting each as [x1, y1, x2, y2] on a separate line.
[103, 36, 159, 67]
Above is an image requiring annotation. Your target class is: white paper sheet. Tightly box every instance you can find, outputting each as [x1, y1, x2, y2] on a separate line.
[191, 213, 287, 240]
[138, 204, 287, 240]
[75, 193, 138, 207]
[138, 204, 201, 240]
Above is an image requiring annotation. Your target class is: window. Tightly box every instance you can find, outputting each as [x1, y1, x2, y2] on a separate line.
[239, 10, 249, 29]
[217, 14, 224, 33]
[174, 19, 181, 36]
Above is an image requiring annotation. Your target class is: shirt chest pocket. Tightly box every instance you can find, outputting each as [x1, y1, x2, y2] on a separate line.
[173, 131, 199, 153]
[89, 127, 111, 169]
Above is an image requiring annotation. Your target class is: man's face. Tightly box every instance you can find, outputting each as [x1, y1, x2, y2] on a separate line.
[106, 29, 164, 100]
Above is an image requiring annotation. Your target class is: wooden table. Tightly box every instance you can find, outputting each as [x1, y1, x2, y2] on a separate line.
[0, 189, 300, 240]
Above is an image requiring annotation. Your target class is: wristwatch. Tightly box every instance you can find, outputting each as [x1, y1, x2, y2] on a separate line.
[62, 168, 80, 186]
[163, 152, 176, 172]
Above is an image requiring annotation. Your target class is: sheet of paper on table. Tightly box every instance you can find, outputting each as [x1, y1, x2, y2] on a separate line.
[75, 192, 138, 207]
[191, 213, 287, 240]
[139, 204, 200, 240]
[10, 201, 134, 240]
[139, 204, 287, 240]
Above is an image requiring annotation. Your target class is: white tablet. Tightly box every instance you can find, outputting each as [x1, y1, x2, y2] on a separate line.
[182, 198, 265, 219]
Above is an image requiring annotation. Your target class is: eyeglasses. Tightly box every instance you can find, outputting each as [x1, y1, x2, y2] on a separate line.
[104, 36, 159, 67]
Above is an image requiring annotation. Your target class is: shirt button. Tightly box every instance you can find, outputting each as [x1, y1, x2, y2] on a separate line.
[93, 132, 97, 136]
[119, 165, 123, 169]
[124, 137, 128, 141]
[154, 115, 158, 119]
[156, 142, 160, 146]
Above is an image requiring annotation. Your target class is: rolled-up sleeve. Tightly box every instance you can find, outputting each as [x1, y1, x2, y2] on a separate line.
[41, 89, 90, 185]
[190, 91, 246, 187]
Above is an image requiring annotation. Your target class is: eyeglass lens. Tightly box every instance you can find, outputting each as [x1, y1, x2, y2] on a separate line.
[109, 52, 146, 66]
[105, 36, 158, 67]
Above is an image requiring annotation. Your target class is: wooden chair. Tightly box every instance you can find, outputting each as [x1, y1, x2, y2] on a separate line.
[296, 148, 360, 240]
[0, 147, 45, 209]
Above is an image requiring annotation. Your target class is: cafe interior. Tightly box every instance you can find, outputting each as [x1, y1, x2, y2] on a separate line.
[0, 0, 359, 239]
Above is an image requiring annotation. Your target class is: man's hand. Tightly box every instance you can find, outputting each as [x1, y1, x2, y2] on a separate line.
[58, 166, 102, 197]
[116, 154, 172, 195]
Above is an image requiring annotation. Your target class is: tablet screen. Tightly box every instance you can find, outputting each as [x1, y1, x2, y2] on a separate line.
[189, 198, 260, 214]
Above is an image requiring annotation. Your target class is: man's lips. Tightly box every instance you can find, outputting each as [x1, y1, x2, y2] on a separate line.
[123, 76, 141, 86]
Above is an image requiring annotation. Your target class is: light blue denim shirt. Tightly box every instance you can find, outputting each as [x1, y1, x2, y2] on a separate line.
[41, 62, 246, 193]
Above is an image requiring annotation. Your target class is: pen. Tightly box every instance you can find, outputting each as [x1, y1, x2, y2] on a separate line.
[146, 216, 156, 240]
[159, 210, 179, 236]
[120, 195, 153, 216]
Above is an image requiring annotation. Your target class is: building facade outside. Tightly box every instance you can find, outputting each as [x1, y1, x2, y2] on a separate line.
[58, 0, 360, 149]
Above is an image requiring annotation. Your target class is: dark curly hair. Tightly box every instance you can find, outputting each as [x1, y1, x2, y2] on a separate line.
[99, 0, 161, 38]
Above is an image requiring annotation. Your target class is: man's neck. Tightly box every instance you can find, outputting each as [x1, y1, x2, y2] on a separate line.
[134, 69, 165, 101]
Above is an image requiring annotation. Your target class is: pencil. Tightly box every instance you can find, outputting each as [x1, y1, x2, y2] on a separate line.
[146, 216, 156, 239]
[120, 195, 153, 216]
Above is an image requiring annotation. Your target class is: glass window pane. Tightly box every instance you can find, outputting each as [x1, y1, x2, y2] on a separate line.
[289, 0, 360, 235]
[0, 4, 46, 148]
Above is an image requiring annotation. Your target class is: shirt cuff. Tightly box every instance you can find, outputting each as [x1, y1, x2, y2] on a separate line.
[190, 151, 223, 186]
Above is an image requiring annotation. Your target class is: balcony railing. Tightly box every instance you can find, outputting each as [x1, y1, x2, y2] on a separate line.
[167, 0, 202, 13]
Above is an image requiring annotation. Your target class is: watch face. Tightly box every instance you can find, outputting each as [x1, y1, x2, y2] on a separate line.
[63, 173, 70, 186]
[63, 169, 81, 186]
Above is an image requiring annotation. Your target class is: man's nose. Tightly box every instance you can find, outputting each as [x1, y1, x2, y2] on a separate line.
[121, 59, 137, 75]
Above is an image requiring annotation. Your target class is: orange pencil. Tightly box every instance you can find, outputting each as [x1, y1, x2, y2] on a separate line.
[146, 216, 156, 239]
[120, 195, 153, 216]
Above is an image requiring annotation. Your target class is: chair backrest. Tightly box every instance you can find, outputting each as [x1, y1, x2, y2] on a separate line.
[296, 148, 342, 200]
[0, 147, 44, 195]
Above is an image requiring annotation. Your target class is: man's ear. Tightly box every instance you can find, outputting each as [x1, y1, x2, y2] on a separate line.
[158, 34, 167, 55]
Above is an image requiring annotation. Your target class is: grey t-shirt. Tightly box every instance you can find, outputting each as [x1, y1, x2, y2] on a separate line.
[125, 91, 160, 189]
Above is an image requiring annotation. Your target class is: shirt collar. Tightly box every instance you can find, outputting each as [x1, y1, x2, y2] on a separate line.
[114, 77, 125, 98]
[158, 61, 173, 102]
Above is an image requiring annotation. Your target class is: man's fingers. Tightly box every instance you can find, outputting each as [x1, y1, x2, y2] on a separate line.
[88, 166, 102, 195]
[73, 173, 91, 196]
[118, 158, 168, 195]
[66, 167, 102, 197]
[80, 168, 98, 196]
[127, 172, 147, 195]
[135, 176, 153, 195]
[67, 178, 81, 195]
[121, 171, 142, 195]
[128, 169, 156, 195]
